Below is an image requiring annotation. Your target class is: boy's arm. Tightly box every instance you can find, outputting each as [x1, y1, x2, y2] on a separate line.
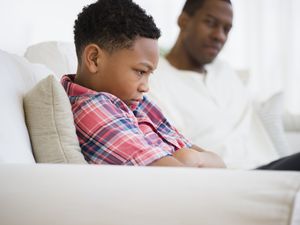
[149, 156, 185, 167]
[149, 148, 226, 168]
[190, 145, 226, 168]
[174, 148, 226, 168]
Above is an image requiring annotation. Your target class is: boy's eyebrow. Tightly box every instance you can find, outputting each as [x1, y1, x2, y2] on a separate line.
[139, 62, 154, 71]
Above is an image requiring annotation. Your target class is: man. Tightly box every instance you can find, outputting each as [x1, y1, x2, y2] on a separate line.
[148, 0, 280, 169]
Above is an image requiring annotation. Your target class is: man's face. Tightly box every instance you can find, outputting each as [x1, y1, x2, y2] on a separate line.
[182, 0, 233, 66]
[95, 37, 159, 108]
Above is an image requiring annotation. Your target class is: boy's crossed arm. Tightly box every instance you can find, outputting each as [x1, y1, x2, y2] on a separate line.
[150, 146, 226, 168]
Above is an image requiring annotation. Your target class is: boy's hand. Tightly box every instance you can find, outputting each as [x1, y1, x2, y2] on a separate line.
[173, 148, 226, 168]
[149, 146, 226, 168]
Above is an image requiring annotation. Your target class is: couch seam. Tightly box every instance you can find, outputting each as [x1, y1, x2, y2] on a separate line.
[51, 76, 69, 163]
[287, 174, 300, 225]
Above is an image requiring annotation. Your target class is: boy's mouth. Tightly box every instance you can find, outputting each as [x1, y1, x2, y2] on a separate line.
[129, 99, 141, 110]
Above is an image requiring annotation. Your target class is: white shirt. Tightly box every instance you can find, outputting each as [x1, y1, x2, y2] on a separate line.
[147, 57, 279, 169]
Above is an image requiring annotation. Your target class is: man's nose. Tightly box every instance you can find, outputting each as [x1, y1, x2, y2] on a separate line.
[211, 26, 227, 44]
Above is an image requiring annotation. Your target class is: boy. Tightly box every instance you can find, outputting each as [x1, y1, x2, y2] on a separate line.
[61, 0, 225, 168]
[62, 0, 300, 170]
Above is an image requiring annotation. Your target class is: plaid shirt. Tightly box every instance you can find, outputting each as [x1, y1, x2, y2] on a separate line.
[61, 75, 191, 166]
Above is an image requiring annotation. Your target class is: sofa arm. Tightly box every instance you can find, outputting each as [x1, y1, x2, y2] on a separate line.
[0, 164, 300, 225]
[283, 112, 300, 132]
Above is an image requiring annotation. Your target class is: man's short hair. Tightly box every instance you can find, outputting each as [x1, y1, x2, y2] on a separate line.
[74, 0, 161, 60]
[182, 0, 232, 16]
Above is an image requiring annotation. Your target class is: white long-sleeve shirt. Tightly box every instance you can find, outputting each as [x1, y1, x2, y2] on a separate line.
[148, 57, 279, 169]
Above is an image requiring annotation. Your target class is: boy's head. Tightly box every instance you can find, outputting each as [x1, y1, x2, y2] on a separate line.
[73, 0, 161, 108]
[74, 0, 160, 62]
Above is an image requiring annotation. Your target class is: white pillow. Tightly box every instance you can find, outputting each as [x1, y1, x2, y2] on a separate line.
[256, 93, 291, 157]
[23, 75, 86, 164]
[0, 49, 53, 163]
[24, 41, 77, 78]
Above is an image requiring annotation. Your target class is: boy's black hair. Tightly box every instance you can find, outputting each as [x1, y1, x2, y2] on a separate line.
[182, 0, 232, 16]
[74, 0, 161, 61]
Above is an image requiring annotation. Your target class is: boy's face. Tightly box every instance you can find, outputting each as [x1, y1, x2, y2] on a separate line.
[94, 37, 159, 108]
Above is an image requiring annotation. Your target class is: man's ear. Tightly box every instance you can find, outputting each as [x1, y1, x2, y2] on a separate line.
[82, 44, 102, 74]
[178, 12, 191, 31]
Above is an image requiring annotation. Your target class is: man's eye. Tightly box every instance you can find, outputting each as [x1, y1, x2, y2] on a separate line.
[204, 19, 216, 27]
[224, 26, 232, 35]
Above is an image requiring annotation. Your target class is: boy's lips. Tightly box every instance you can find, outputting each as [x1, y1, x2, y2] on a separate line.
[131, 99, 142, 104]
[129, 99, 142, 110]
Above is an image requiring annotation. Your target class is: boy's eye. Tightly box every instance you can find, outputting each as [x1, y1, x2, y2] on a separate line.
[135, 70, 147, 76]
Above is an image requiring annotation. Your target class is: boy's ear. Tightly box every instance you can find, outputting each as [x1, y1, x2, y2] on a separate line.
[82, 44, 103, 74]
[178, 12, 191, 31]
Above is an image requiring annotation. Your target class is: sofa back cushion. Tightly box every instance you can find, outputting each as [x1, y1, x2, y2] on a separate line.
[0, 50, 52, 163]
[24, 41, 77, 78]
[255, 93, 291, 157]
[23, 75, 86, 164]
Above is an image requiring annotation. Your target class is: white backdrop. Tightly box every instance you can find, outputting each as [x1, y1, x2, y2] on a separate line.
[0, 0, 299, 113]
[0, 0, 185, 55]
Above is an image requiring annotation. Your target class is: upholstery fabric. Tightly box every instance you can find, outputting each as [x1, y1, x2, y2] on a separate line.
[23, 75, 86, 164]
[0, 50, 51, 163]
[25, 41, 77, 78]
[256, 93, 292, 157]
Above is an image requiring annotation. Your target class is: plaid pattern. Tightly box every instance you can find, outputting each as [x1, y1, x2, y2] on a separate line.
[61, 75, 192, 166]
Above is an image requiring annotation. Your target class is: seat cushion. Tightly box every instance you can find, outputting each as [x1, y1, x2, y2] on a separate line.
[23, 75, 86, 164]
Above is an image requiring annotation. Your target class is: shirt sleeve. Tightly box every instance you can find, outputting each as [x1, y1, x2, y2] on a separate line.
[139, 96, 193, 149]
[73, 95, 173, 166]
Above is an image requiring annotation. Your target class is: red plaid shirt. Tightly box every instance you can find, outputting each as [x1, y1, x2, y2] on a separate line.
[61, 75, 191, 166]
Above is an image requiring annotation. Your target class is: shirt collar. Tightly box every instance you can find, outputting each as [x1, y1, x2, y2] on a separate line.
[61, 74, 98, 97]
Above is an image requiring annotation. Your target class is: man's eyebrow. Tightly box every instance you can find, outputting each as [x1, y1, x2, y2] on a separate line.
[206, 14, 232, 27]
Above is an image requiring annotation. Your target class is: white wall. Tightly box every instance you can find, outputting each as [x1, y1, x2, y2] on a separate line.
[1, 0, 299, 112]
[0, 0, 253, 70]
[0, 0, 95, 55]
[0, 0, 185, 55]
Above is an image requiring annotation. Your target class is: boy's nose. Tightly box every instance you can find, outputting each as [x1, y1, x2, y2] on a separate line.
[138, 82, 149, 93]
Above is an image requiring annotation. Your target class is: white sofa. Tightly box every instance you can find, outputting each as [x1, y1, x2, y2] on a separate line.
[1, 44, 300, 225]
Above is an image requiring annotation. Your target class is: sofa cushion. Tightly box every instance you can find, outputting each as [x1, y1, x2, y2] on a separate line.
[24, 41, 77, 78]
[23, 75, 86, 164]
[256, 93, 291, 157]
[0, 50, 52, 163]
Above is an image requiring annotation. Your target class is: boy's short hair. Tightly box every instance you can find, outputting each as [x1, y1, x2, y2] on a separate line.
[182, 0, 232, 16]
[74, 0, 161, 61]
